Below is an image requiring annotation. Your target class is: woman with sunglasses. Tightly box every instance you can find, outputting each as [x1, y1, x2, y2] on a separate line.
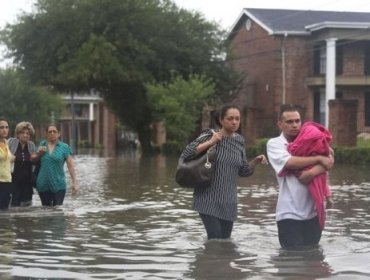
[35, 123, 78, 206]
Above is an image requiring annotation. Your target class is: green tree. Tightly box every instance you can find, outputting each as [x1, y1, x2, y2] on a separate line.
[1, 0, 240, 153]
[0, 68, 63, 132]
[146, 74, 214, 146]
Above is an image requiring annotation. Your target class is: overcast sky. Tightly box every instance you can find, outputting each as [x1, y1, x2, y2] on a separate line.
[1, 0, 370, 66]
[2, 0, 370, 30]
[173, 0, 370, 29]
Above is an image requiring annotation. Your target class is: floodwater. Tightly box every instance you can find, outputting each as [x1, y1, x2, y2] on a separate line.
[1, 151, 370, 280]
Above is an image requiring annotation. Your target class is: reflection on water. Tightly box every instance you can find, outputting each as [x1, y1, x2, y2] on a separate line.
[0, 152, 369, 279]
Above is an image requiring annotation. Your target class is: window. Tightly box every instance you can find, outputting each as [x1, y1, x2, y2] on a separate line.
[365, 92, 370, 126]
[313, 44, 342, 75]
[73, 104, 82, 117]
[313, 45, 326, 75]
[365, 42, 370, 75]
[336, 91, 343, 99]
[313, 88, 326, 124]
[336, 45, 343, 75]
[320, 47, 327, 75]
[313, 46, 320, 75]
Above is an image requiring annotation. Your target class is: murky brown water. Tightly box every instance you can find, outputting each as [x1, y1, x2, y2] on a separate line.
[0, 151, 370, 279]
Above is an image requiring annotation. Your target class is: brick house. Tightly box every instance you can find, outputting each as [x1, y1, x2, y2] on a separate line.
[60, 92, 117, 150]
[227, 8, 370, 144]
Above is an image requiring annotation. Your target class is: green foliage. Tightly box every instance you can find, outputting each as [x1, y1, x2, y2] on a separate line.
[246, 138, 268, 158]
[146, 74, 214, 145]
[0, 68, 62, 128]
[357, 137, 370, 148]
[0, 0, 240, 154]
[333, 147, 370, 164]
[246, 138, 370, 164]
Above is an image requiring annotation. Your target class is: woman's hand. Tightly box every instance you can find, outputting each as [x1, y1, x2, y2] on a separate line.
[209, 130, 223, 145]
[249, 154, 268, 168]
[254, 154, 268, 165]
[37, 146, 47, 157]
[71, 180, 79, 195]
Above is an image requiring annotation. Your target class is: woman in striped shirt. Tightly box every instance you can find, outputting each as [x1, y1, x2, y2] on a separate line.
[180, 104, 268, 240]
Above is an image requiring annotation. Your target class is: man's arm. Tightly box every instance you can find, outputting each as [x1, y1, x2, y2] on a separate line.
[295, 153, 335, 185]
[285, 155, 333, 171]
[298, 164, 326, 185]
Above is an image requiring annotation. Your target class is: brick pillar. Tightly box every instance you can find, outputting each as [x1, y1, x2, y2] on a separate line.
[201, 105, 214, 129]
[152, 120, 166, 146]
[241, 107, 263, 146]
[329, 99, 358, 147]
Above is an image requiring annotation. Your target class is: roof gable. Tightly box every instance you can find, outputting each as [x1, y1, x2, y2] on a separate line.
[230, 8, 370, 36]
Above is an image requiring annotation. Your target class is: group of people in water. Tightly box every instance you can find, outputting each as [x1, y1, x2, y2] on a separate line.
[181, 103, 334, 249]
[0, 118, 77, 210]
[1, 102, 334, 250]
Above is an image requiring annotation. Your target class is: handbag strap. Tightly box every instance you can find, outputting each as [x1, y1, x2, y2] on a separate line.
[204, 129, 216, 169]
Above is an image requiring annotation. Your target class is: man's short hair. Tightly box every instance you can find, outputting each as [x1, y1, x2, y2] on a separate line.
[279, 104, 302, 119]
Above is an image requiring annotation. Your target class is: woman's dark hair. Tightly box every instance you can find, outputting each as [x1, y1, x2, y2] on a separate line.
[45, 123, 60, 132]
[214, 104, 241, 127]
[0, 117, 9, 124]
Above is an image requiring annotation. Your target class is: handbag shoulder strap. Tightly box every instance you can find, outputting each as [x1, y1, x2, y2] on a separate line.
[198, 128, 215, 142]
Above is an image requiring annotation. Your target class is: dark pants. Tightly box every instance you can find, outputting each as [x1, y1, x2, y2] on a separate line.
[199, 213, 234, 240]
[38, 190, 66, 206]
[11, 182, 33, 207]
[0, 182, 12, 210]
[277, 216, 322, 249]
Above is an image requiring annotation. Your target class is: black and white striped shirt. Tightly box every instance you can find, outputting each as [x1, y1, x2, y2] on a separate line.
[181, 129, 254, 221]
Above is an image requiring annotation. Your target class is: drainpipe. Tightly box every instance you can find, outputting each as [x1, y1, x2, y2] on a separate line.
[281, 33, 287, 104]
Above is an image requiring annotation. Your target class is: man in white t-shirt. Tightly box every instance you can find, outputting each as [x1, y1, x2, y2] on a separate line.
[267, 104, 334, 248]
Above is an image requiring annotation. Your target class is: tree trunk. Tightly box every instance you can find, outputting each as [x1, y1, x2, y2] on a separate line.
[137, 124, 153, 155]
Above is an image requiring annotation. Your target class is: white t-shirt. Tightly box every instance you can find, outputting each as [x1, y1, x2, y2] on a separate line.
[267, 133, 316, 221]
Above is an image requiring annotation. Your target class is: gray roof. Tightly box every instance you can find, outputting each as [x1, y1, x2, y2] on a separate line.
[233, 8, 370, 35]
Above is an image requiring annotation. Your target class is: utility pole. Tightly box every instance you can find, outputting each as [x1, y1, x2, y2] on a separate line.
[70, 91, 76, 152]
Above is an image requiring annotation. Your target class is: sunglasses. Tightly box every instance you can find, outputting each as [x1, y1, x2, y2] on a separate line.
[47, 130, 59, 134]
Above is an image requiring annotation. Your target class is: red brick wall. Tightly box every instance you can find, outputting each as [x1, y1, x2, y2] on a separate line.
[329, 99, 358, 146]
[229, 18, 313, 137]
[229, 18, 370, 140]
[342, 41, 365, 76]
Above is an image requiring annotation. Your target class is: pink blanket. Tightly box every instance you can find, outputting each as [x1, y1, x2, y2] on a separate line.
[280, 121, 332, 229]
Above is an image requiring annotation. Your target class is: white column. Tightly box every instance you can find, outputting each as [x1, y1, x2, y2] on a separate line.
[89, 103, 94, 121]
[325, 38, 337, 127]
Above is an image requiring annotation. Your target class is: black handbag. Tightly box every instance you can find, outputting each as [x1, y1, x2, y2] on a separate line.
[175, 145, 216, 188]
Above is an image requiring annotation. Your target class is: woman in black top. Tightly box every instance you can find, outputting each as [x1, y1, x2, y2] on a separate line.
[180, 104, 268, 240]
[8, 122, 38, 206]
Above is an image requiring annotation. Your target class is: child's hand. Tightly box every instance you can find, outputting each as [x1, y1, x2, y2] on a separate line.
[298, 169, 315, 185]
[326, 197, 333, 209]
